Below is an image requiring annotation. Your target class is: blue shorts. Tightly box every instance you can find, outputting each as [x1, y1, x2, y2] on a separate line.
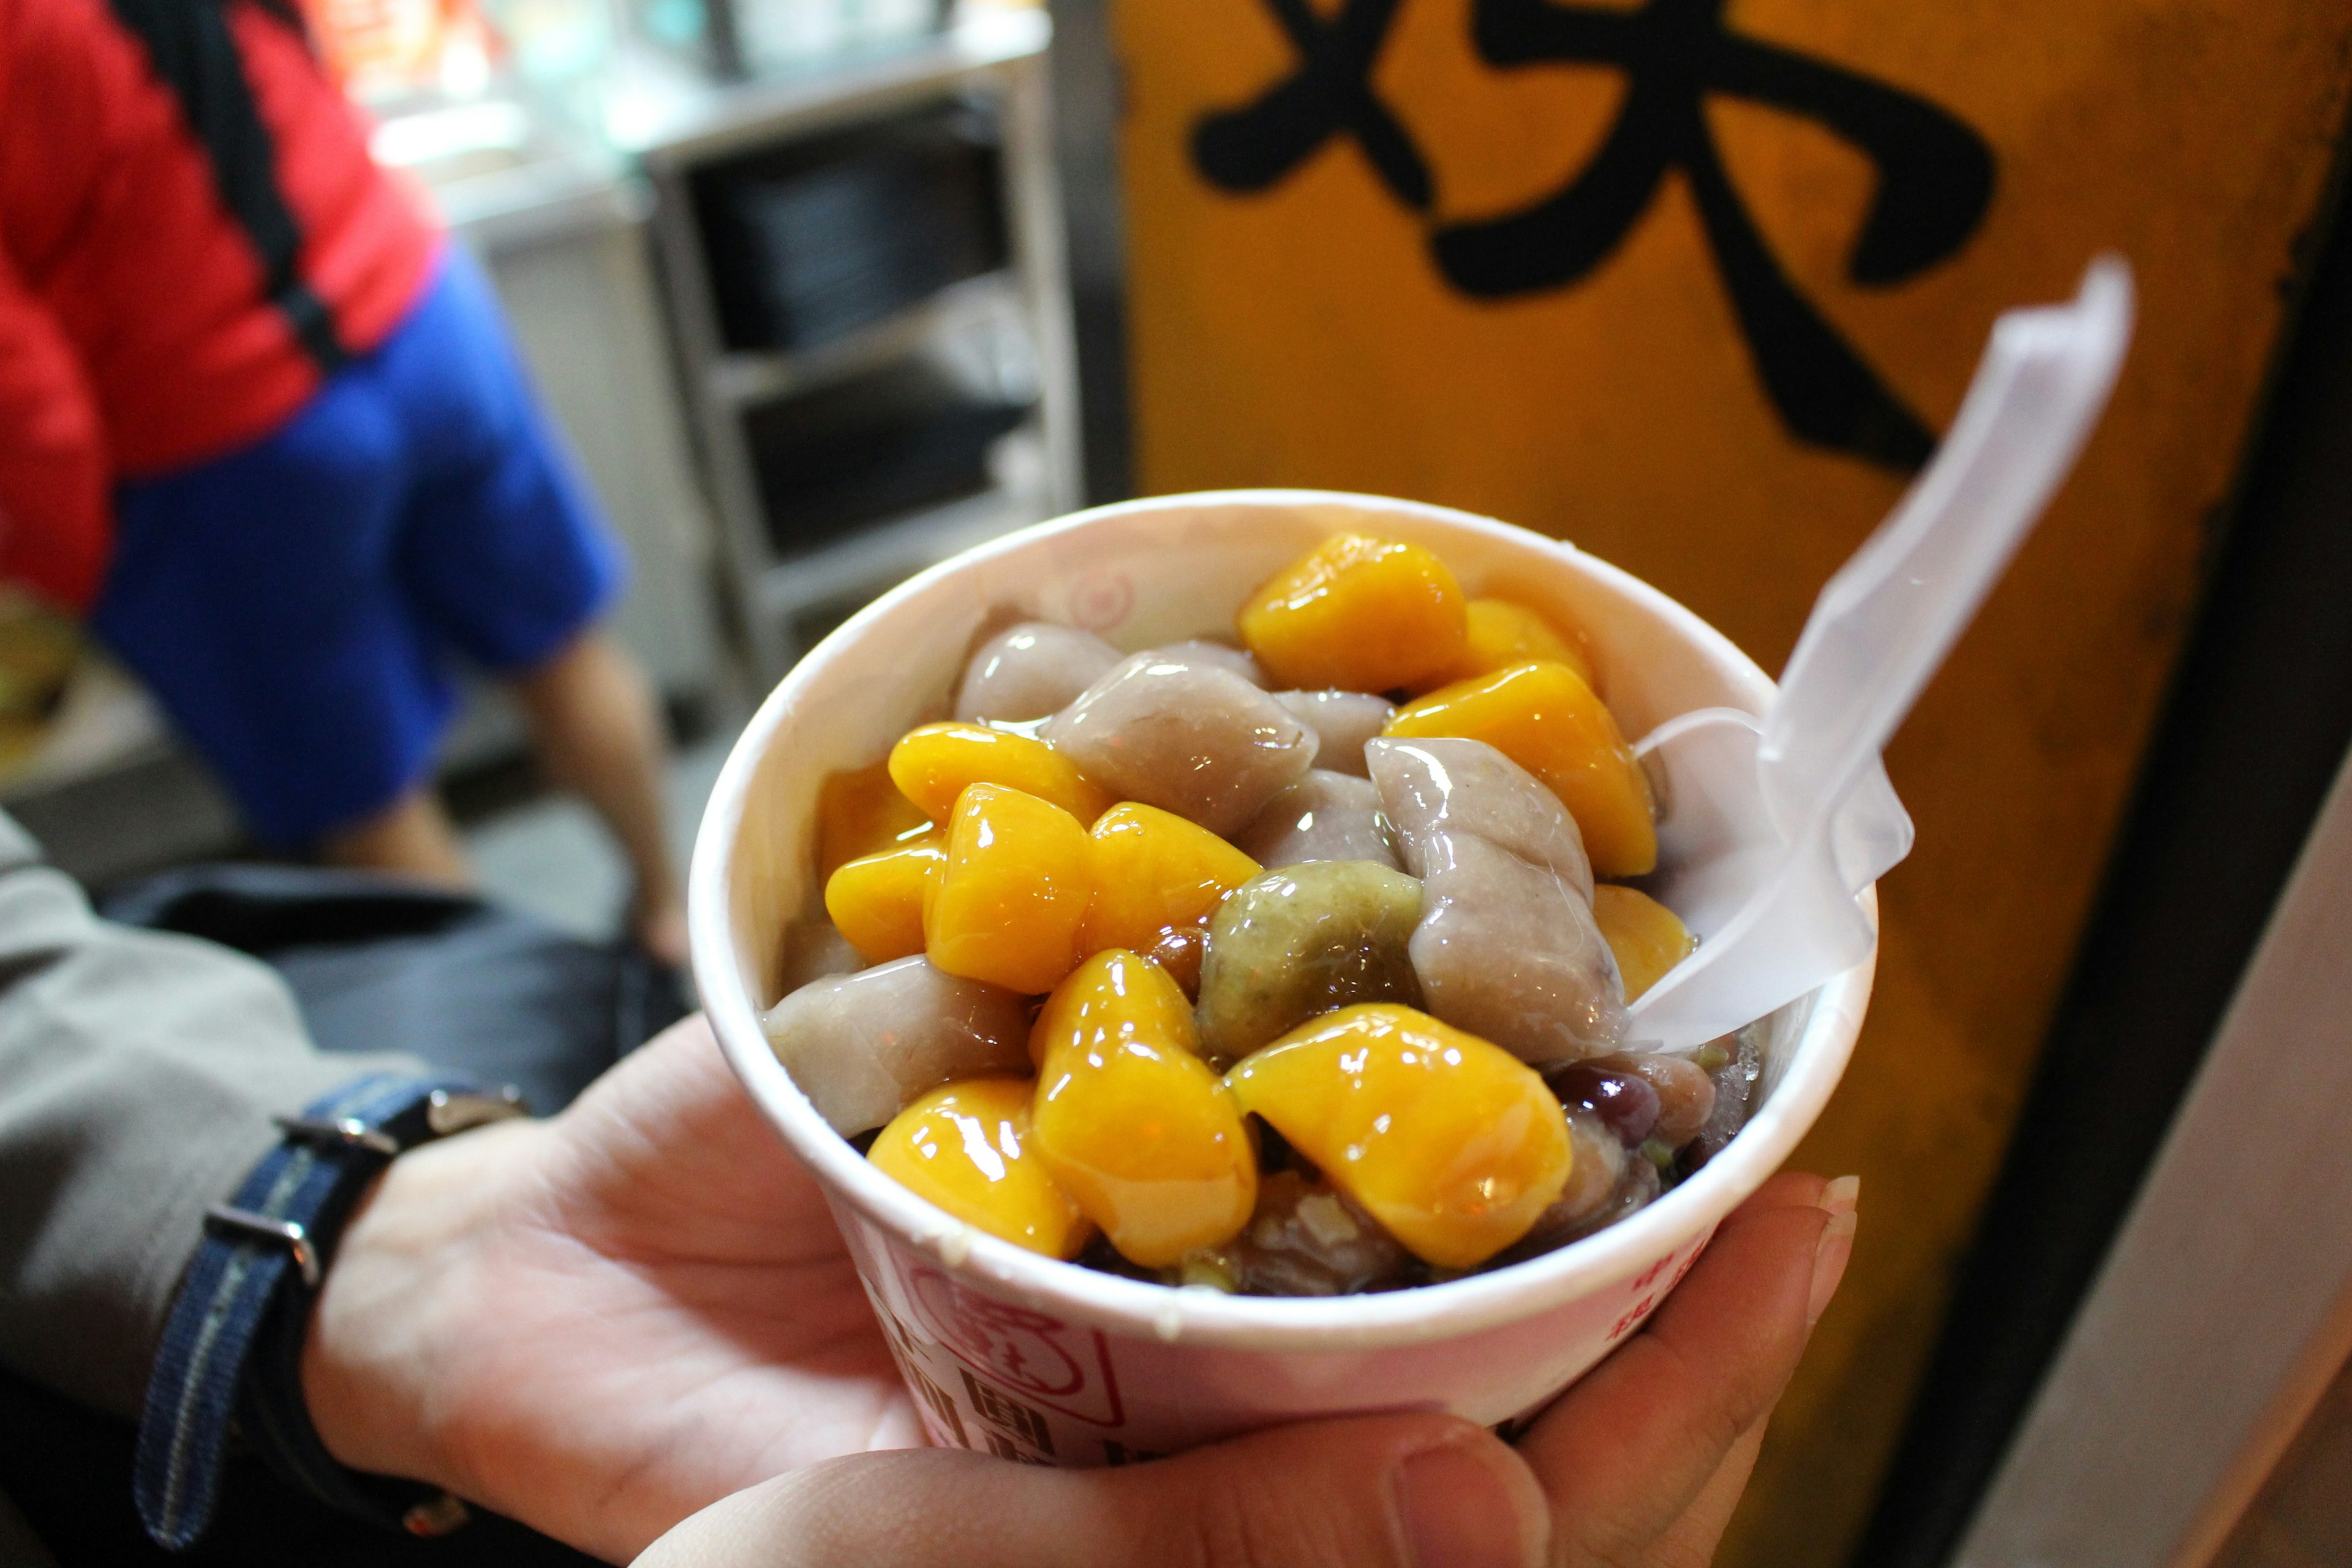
[95, 248, 625, 850]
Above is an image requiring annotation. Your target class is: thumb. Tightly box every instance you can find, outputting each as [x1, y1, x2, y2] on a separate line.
[633, 1413, 1550, 1568]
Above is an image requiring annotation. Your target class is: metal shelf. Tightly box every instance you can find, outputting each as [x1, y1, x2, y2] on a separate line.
[756, 475, 1042, 622]
[612, 10, 1050, 172]
[641, 11, 1080, 682]
[706, 270, 1018, 407]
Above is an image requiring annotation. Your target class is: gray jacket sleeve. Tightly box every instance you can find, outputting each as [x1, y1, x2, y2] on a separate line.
[0, 812, 426, 1420]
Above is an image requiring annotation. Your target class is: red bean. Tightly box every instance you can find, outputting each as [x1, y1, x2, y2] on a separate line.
[1546, 1063, 1661, 1147]
[1589, 1051, 1716, 1148]
[1144, 922, 1209, 999]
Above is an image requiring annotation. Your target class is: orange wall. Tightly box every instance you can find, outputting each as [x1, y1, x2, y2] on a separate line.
[1112, 2, 2352, 1558]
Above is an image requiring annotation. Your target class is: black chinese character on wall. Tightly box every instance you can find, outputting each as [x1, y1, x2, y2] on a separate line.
[1192, 0, 1996, 472]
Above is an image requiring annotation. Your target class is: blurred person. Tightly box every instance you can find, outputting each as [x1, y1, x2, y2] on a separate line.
[0, 0, 686, 963]
[0, 794, 1860, 1563]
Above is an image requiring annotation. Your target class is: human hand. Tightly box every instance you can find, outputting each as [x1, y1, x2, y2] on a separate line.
[301, 1014, 926, 1562]
[636, 1166, 1860, 1568]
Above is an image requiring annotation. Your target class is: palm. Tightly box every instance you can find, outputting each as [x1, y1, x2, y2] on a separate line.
[317, 1017, 1850, 1568]
[436, 1018, 923, 1558]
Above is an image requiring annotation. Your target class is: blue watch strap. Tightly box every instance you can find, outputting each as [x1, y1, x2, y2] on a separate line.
[132, 1074, 518, 1549]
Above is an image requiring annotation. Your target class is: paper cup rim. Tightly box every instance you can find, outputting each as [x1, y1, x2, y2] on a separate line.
[692, 488, 1874, 1353]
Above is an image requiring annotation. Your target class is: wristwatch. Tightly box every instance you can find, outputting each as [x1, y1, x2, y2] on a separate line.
[132, 1072, 526, 1550]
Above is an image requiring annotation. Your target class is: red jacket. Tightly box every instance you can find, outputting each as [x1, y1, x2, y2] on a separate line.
[0, 0, 437, 608]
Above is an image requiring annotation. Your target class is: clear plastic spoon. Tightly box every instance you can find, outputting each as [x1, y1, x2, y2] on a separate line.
[1626, 257, 2136, 1050]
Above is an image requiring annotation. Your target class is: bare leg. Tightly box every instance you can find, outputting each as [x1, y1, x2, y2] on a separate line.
[317, 786, 475, 890]
[509, 630, 685, 966]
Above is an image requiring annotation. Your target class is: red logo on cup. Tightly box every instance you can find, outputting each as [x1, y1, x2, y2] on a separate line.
[903, 1264, 1125, 1426]
[1607, 1295, 1658, 1341]
[1067, 571, 1134, 632]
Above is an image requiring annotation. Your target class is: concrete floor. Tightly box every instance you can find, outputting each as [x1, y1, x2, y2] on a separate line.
[464, 725, 739, 944]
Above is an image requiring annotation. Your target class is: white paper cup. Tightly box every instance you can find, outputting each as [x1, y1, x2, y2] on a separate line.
[691, 489, 1874, 1464]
